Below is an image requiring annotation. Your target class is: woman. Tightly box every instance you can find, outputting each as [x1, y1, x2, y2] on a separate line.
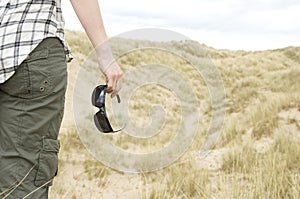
[0, 0, 122, 198]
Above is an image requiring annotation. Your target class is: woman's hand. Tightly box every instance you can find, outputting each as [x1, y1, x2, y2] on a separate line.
[103, 61, 123, 98]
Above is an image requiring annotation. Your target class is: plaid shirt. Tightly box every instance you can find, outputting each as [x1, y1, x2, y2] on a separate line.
[0, 0, 72, 83]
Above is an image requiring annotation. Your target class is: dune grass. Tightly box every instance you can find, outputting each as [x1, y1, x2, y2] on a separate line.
[49, 31, 300, 199]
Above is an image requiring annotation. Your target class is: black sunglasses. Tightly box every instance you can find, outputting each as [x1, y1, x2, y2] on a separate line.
[91, 85, 125, 133]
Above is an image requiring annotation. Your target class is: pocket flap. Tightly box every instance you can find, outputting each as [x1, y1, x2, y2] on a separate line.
[43, 138, 60, 152]
[26, 49, 48, 62]
[35, 138, 60, 187]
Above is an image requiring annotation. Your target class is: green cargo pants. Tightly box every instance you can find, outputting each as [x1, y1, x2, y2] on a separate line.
[0, 37, 67, 199]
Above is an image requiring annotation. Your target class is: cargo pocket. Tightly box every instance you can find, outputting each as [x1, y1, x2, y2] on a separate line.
[34, 137, 60, 187]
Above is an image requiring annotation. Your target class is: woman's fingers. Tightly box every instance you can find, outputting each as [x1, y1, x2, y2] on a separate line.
[104, 61, 123, 98]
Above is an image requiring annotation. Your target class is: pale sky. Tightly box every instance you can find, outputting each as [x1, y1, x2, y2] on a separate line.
[61, 0, 300, 50]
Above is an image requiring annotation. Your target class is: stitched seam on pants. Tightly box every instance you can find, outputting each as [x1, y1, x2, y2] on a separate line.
[16, 98, 26, 182]
[23, 62, 31, 95]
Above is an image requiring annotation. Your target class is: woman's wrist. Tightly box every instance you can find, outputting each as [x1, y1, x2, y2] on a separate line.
[95, 41, 115, 72]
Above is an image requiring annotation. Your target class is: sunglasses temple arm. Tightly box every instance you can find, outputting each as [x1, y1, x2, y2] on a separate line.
[116, 95, 121, 103]
[112, 122, 126, 133]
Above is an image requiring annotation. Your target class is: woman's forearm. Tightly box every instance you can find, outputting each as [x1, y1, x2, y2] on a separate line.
[70, 0, 123, 97]
[70, 0, 108, 47]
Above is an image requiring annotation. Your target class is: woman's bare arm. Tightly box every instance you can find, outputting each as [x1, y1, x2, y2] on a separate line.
[70, 0, 123, 97]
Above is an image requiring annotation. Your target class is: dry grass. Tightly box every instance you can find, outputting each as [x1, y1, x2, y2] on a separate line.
[49, 31, 300, 199]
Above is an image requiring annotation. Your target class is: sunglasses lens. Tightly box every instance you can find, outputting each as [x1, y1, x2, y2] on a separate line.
[94, 111, 113, 133]
[92, 85, 106, 108]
